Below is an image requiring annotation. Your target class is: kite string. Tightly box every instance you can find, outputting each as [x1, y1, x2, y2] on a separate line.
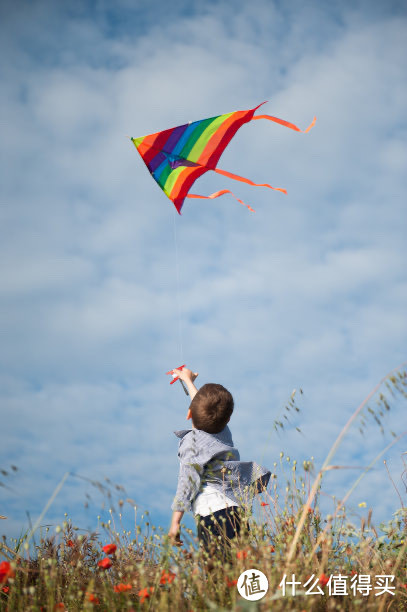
[172, 212, 184, 363]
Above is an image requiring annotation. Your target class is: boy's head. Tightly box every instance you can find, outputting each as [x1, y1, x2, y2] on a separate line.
[190, 383, 234, 433]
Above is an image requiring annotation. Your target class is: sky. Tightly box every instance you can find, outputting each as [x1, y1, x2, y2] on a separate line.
[1, 0, 406, 542]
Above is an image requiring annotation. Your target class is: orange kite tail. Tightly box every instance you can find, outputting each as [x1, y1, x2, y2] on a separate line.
[186, 166, 288, 212]
[252, 113, 316, 133]
[213, 167, 287, 194]
[187, 190, 256, 212]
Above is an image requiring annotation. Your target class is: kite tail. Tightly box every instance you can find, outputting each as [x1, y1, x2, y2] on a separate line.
[187, 190, 256, 213]
[252, 113, 316, 133]
[186, 167, 287, 212]
[213, 167, 287, 194]
[185, 168, 287, 212]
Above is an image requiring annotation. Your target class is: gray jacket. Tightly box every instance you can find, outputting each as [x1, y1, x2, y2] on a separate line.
[172, 425, 271, 512]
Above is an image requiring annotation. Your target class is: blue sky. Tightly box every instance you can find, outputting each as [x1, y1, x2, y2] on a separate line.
[1, 0, 406, 540]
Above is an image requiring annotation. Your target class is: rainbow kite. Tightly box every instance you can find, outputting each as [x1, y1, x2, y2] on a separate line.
[131, 102, 315, 214]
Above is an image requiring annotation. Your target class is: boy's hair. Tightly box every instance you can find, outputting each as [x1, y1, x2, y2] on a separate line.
[190, 383, 234, 434]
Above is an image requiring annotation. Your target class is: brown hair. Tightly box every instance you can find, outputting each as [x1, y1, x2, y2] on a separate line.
[190, 383, 234, 433]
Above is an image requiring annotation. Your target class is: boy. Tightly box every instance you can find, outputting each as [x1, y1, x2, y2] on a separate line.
[168, 367, 271, 553]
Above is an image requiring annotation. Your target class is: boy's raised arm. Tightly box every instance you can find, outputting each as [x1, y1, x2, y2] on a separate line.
[173, 368, 199, 420]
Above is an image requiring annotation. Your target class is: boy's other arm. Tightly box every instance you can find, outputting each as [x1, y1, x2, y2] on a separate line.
[168, 510, 184, 546]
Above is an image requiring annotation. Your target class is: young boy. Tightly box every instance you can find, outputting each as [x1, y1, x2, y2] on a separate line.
[168, 367, 271, 553]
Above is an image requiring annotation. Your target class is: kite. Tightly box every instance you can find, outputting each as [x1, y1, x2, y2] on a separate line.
[131, 102, 315, 214]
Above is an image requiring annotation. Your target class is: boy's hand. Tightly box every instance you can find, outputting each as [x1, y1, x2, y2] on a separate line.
[168, 526, 183, 547]
[173, 367, 199, 407]
[168, 511, 184, 546]
[173, 368, 198, 383]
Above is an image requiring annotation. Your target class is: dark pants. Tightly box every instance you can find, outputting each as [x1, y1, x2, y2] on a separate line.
[197, 507, 242, 559]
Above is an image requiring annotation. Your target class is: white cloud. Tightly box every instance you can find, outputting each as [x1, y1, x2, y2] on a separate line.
[0, 0, 406, 539]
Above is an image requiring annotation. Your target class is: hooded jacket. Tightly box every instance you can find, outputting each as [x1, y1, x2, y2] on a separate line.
[172, 425, 271, 512]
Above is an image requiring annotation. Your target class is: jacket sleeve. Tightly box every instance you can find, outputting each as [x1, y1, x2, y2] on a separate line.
[171, 437, 203, 512]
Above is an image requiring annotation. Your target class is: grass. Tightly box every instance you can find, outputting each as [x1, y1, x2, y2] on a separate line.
[1, 366, 407, 611]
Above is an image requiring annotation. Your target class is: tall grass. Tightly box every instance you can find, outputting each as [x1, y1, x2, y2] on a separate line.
[1, 366, 406, 611]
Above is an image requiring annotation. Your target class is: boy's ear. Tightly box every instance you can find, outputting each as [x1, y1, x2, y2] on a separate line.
[186, 408, 192, 420]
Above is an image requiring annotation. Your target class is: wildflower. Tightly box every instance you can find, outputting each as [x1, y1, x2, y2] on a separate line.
[160, 570, 176, 585]
[236, 550, 248, 560]
[102, 543, 117, 555]
[98, 557, 113, 570]
[54, 604, 66, 610]
[66, 539, 74, 547]
[307, 507, 313, 514]
[86, 592, 100, 604]
[2, 586, 9, 594]
[351, 569, 357, 576]
[270, 546, 275, 553]
[226, 577, 238, 587]
[114, 583, 132, 593]
[138, 586, 154, 603]
[319, 573, 330, 587]
[260, 502, 269, 507]
[358, 502, 367, 508]
[0, 561, 13, 584]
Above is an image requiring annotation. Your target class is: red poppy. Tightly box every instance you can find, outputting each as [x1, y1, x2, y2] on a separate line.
[226, 577, 238, 587]
[98, 557, 113, 570]
[350, 569, 357, 576]
[86, 592, 100, 604]
[260, 502, 269, 507]
[160, 570, 176, 585]
[102, 543, 117, 555]
[401, 583, 407, 590]
[236, 550, 248, 559]
[307, 507, 313, 514]
[270, 546, 275, 553]
[0, 562, 13, 584]
[319, 573, 330, 587]
[53, 604, 66, 611]
[114, 583, 132, 593]
[66, 539, 74, 548]
[138, 586, 154, 603]
[1, 586, 9, 594]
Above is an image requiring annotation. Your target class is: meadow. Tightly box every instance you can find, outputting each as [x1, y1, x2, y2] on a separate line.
[1, 367, 406, 611]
